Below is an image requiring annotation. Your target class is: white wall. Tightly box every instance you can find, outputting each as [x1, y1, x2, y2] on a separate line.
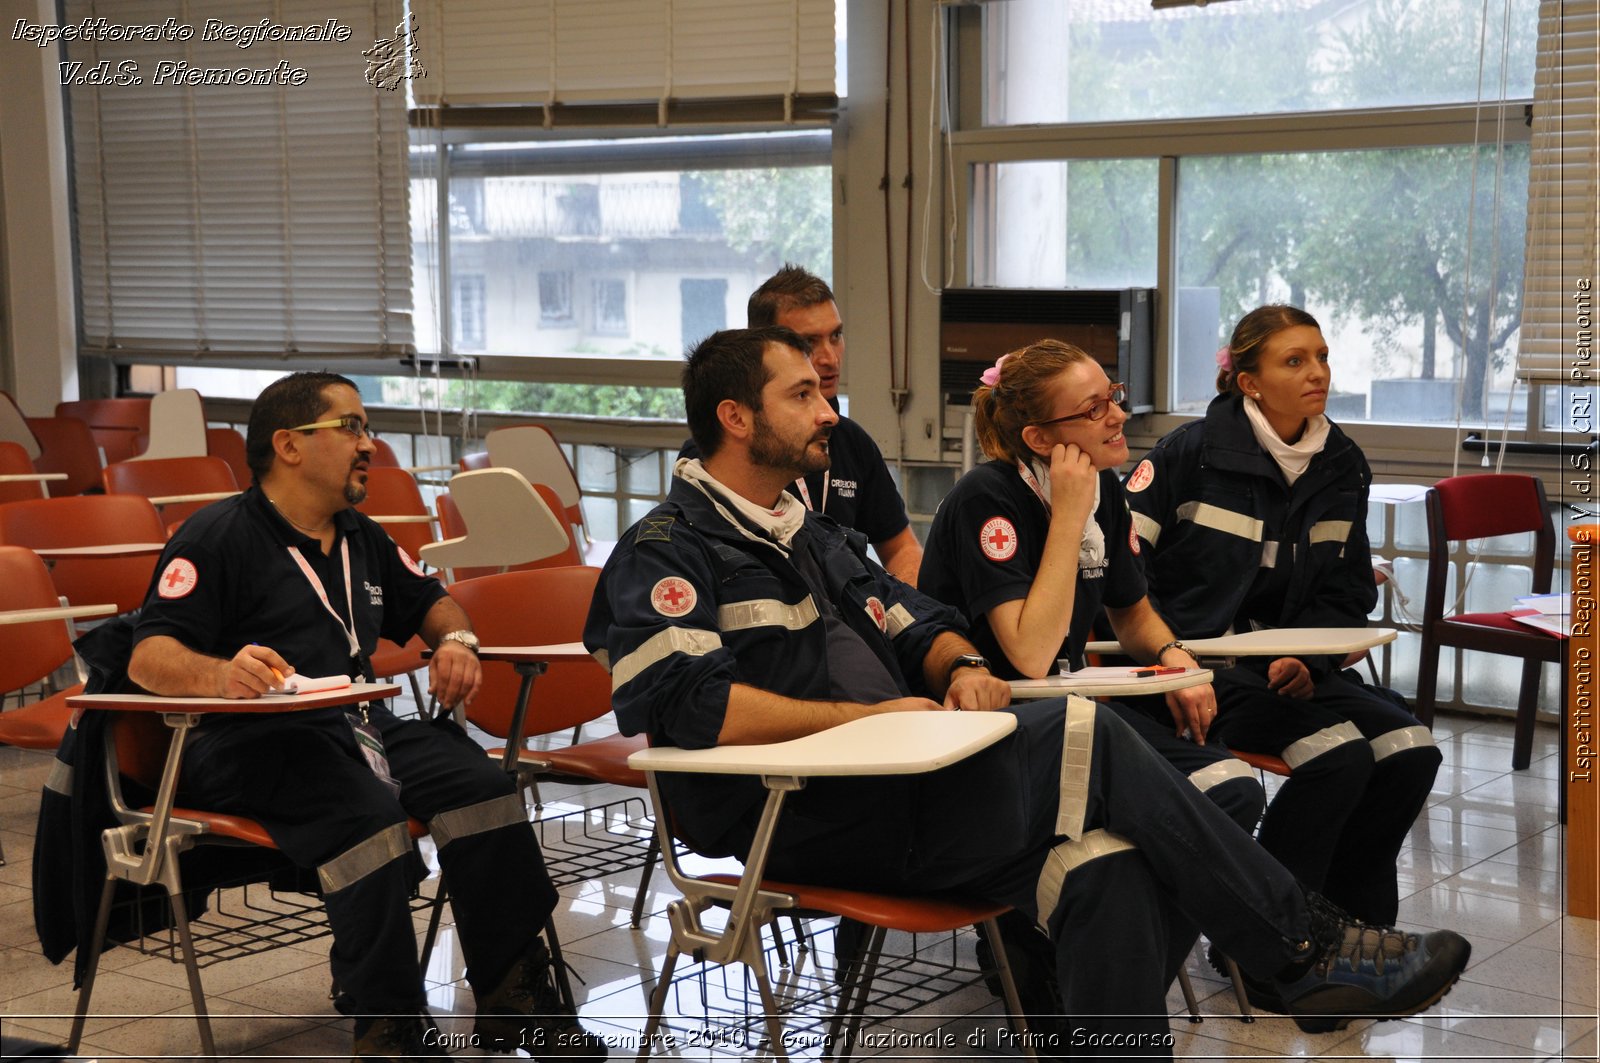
[0, 0, 78, 414]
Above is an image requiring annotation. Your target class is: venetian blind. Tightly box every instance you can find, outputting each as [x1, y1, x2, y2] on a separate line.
[1515, 1, 1598, 382]
[67, 0, 414, 358]
[410, 0, 835, 112]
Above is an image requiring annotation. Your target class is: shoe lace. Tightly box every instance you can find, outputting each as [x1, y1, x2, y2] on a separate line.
[1304, 893, 1414, 975]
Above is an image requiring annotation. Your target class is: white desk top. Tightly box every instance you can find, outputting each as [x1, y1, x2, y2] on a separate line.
[629, 710, 1016, 777]
[146, 490, 239, 506]
[69, 681, 401, 714]
[0, 603, 117, 627]
[477, 642, 594, 663]
[0, 472, 66, 483]
[1009, 667, 1213, 700]
[1084, 627, 1398, 659]
[370, 513, 437, 525]
[32, 542, 166, 559]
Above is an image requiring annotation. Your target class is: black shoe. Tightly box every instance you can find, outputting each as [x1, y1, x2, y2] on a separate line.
[351, 1013, 449, 1061]
[1271, 894, 1471, 1034]
[474, 939, 609, 1059]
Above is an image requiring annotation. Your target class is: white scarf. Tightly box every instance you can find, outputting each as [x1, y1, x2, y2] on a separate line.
[675, 457, 808, 551]
[1242, 398, 1330, 487]
[1019, 458, 1106, 570]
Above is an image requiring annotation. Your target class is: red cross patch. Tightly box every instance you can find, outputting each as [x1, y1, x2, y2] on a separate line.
[650, 576, 697, 617]
[980, 516, 1018, 562]
[865, 596, 888, 632]
[1126, 459, 1155, 493]
[1129, 524, 1141, 556]
[157, 558, 199, 599]
[398, 545, 425, 577]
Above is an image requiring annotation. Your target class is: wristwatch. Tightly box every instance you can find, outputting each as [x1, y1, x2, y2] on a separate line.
[947, 653, 990, 684]
[440, 630, 480, 654]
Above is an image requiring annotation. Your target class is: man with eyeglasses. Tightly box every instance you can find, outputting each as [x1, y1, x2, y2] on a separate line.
[127, 372, 607, 1061]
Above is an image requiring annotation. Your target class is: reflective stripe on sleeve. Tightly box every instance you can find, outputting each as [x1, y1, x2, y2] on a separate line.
[1308, 520, 1354, 545]
[1175, 501, 1264, 542]
[1282, 721, 1364, 770]
[1188, 757, 1258, 793]
[591, 647, 610, 672]
[884, 603, 916, 637]
[1055, 695, 1097, 840]
[1034, 829, 1137, 933]
[317, 822, 411, 894]
[610, 626, 723, 692]
[1370, 724, 1437, 762]
[45, 759, 73, 796]
[717, 597, 820, 634]
[430, 792, 528, 849]
[1260, 541, 1280, 568]
[1131, 511, 1162, 547]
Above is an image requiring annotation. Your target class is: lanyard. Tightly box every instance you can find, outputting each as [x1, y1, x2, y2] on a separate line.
[285, 538, 361, 661]
[1016, 459, 1050, 513]
[793, 469, 830, 514]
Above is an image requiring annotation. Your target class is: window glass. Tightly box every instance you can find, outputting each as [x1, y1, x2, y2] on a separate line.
[972, 159, 1158, 289]
[1172, 146, 1529, 425]
[983, 0, 1536, 126]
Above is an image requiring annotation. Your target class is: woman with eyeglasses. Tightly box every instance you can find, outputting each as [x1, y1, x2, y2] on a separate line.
[919, 338, 1265, 830]
[1125, 305, 1439, 938]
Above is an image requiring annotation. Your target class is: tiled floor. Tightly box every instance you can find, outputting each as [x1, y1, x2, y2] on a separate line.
[0, 705, 1595, 1061]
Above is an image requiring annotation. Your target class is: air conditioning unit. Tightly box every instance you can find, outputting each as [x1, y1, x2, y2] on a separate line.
[939, 287, 1154, 410]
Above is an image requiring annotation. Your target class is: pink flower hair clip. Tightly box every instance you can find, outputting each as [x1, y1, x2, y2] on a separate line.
[979, 353, 1012, 387]
[1215, 345, 1233, 371]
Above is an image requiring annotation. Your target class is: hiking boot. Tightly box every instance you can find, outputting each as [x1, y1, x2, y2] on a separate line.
[1271, 894, 1471, 1033]
[351, 1013, 449, 1061]
[474, 939, 609, 1059]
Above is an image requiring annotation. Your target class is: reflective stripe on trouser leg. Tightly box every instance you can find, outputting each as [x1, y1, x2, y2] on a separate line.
[1282, 721, 1364, 770]
[1035, 829, 1137, 933]
[1187, 757, 1257, 793]
[1370, 724, 1436, 762]
[1055, 695, 1097, 840]
[429, 792, 528, 850]
[45, 759, 72, 796]
[318, 822, 411, 894]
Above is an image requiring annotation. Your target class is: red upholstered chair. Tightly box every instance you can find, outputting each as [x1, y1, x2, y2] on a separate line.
[1416, 474, 1562, 772]
[0, 495, 168, 615]
[25, 415, 102, 496]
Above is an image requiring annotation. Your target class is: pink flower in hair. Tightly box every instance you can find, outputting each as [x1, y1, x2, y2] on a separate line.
[1215, 345, 1233, 371]
[979, 353, 1012, 387]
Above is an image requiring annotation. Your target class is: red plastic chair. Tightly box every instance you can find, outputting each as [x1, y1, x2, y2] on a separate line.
[458, 450, 490, 472]
[370, 437, 403, 468]
[357, 466, 437, 564]
[102, 455, 239, 527]
[0, 441, 49, 504]
[205, 427, 251, 489]
[0, 494, 168, 615]
[1417, 474, 1562, 772]
[25, 415, 102, 496]
[447, 566, 656, 924]
[56, 398, 150, 465]
[0, 545, 112, 753]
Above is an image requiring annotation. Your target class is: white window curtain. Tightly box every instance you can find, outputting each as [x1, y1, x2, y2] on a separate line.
[67, 0, 414, 358]
[410, 0, 834, 110]
[1515, 0, 1598, 382]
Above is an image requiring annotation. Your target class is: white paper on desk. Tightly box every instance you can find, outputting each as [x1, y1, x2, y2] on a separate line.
[270, 674, 352, 694]
[1515, 593, 1570, 615]
[1507, 611, 1569, 638]
[1056, 665, 1177, 682]
[1368, 483, 1430, 505]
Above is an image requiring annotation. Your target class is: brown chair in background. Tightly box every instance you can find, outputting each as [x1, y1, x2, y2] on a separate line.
[25, 415, 102, 496]
[0, 494, 169, 615]
[0, 441, 51, 504]
[205, 427, 251, 489]
[102, 455, 240, 528]
[57, 398, 150, 465]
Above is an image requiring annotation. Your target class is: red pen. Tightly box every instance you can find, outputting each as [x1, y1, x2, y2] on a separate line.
[1133, 665, 1187, 678]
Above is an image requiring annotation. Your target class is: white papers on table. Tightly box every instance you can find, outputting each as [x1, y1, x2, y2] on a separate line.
[268, 674, 353, 694]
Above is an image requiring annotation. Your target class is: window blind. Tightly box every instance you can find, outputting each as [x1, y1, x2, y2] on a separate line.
[66, 0, 414, 358]
[1515, 1, 1598, 383]
[410, 0, 835, 111]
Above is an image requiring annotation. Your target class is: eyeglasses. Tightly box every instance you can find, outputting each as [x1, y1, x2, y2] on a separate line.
[287, 414, 373, 439]
[1032, 382, 1129, 427]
